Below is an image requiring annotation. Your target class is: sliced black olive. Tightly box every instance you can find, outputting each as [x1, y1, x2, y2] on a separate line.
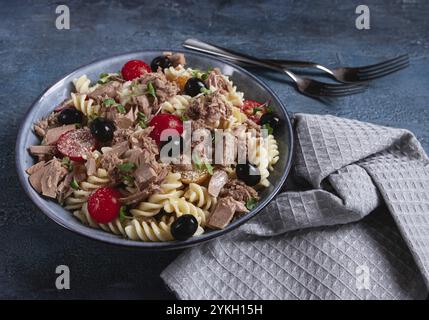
[171, 215, 198, 241]
[89, 117, 115, 143]
[236, 162, 261, 186]
[150, 56, 172, 72]
[184, 77, 207, 97]
[58, 108, 83, 125]
[260, 113, 280, 132]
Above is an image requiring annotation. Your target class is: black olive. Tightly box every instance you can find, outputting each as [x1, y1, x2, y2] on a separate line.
[260, 113, 280, 132]
[171, 215, 198, 241]
[58, 108, 83, 125]
[150, 56, 172, 72]
[236, 162, 261, 186]
[89, 117, 115, 142]
[184, 77, 207, 97]
[160, 135, 183, 158]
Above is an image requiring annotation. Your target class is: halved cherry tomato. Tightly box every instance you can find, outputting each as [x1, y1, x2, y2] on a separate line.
[149, 114, 183, 145]
[87, 187, 121, 224]
[121, 60, 151, 81]
[57, 128, 96, 161]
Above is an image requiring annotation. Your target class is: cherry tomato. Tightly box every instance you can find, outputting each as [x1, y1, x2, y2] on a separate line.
[87, 187, 121, 224]
[149, 114, 183, 144]
[57, 128, 96, 161]
[121, 59, 151, 81]
[241, 100, 266, 124]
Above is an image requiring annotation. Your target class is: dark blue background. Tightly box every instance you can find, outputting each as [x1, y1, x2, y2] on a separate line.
[1, 0, 428, 299]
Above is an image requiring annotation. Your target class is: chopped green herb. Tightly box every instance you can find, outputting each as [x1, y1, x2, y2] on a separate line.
[139, 121, 147, 129]
[137, 112, 147, 121]
[193, 154, 203, 170]
[70, 178, 79, 190]
[146, 81, 157, 99]
[205, 162, 214, 175]
[119, 206, 127, 222]
[121, 175, 134, 183]
[116, 104, 126, 114]
[75, 123, 82, 129]
[117, 162, 137, 172]
[137, 112, 148, 129]
[103, 98, 116, 106]
[99, 73, 109, 79]
[200, 87, 211, 95]
[245, 198, 258, 210]
[252, 107, 262, 115]
[266, 105, 274, 113]
[180, 114, 189, 122]
[191, 69, 202, 78]
[61, 157, 73, 172]
[262, 123, 274, 135]
[201, 73, 209, 81]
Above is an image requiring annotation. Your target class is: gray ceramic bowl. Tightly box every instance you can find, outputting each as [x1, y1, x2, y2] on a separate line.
[15, 50, 293, 250]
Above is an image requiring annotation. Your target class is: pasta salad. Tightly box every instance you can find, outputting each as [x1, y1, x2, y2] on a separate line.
[26, 52, 281, 242]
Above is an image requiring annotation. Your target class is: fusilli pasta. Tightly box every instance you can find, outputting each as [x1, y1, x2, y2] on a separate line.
[124, 215, 175, 242]
[130, 172, 184, 217]
[71, 93, 101, 117]
[184, 183, 217, 211]
[64, 168, 109, 210]
[73, 75, 91, 94]
[160, 94, 192, 116]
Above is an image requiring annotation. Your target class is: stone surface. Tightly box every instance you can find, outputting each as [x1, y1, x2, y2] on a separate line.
[0, 0, 428, 299]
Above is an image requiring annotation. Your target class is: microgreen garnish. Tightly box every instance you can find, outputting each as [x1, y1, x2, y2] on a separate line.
[146, 81, 157, 99]
[137, 112, 148, 129]
[200, 87, 211, 95]
[205, 162, 214, 175]
[103, 98, 116, 106]
[192, 154, 213, 174]
[61, 157, 73, 172]
[115, 104, 126, 114]
[245, 198, 258, 210]
[119, 206, 127, 222]
[117, 162, 136, 172]
[121, 175, 134, 183]
[262, 123, 274, 135]
[70, 178, 79, 190]
[180, 114, 189, 122]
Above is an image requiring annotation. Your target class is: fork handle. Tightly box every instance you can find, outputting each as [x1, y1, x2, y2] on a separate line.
[183, 39, 300, 82]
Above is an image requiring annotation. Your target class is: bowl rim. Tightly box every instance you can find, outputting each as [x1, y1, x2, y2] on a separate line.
[15, 49, 294, 250]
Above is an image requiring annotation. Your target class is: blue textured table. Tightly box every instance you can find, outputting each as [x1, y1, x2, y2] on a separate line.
[1, 0, 428, 299]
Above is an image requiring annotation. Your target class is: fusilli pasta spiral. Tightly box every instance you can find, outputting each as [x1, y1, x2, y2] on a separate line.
[124, 215, 175, 242]
[74, 202, 126, 236]
[73, 75, 91, 94]
[160, 95, 192, 116]
[130, 172, 184, 217]
[164, 197, 208, 226]
[71, 93, 101, 117]
[184, 183, 217, 211]
[266, 134, 279, 170]
[247, 133, 270, 187]
[64, 168, 109, 210]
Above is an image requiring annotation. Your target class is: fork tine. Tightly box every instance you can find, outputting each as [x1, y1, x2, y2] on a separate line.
[357, 61, 409, 81]
[320, 85, 367, 97]
[321, 82, 368, 90]
[357, 54, 409, 73]
[358, 57, 409, 75]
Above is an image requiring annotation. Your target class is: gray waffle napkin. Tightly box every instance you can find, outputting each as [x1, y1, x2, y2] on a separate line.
[161, 113, 429, 300]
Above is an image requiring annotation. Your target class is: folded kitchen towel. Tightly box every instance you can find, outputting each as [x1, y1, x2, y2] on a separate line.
[161, 113, 429, 300]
